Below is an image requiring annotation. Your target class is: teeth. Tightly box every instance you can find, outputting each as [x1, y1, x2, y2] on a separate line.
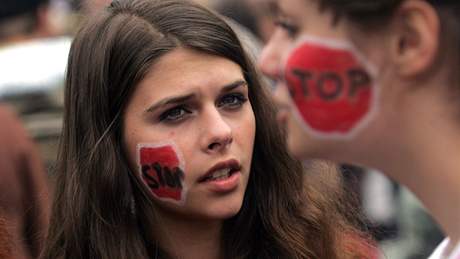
[208, 168, 231, 181]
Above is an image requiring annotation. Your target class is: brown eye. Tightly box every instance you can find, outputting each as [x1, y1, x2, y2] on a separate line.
[218, 93, 248, 109]
[159, 106, 192, 122]
[274, 20, 299, 38]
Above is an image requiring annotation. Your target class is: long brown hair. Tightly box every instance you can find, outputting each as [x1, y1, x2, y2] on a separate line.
[42, 0, 371, 258]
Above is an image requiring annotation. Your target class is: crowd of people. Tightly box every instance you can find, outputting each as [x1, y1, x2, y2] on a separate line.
[0, 0, 458, 258]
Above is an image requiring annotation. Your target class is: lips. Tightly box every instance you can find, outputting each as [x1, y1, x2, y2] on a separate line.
[198, 159, 241, 183]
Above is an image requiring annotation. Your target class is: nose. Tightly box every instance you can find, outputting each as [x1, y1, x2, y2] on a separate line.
[200, 107, 233, 154]
[258, 31, 285, 80]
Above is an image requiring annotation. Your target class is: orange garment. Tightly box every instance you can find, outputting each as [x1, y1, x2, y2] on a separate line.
[0, 104, 50, 259]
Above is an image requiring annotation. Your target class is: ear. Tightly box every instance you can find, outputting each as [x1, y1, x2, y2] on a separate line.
[389, 0, 440, 78]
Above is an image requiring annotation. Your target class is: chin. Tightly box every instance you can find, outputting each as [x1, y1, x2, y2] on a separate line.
[155, 179, 249, 221]
[155, 197, 243, 222]
[194, 191, 246, 220]
[184, 204, 242, 221]
[209, 206, 241, 220]
[208, 196, 244, 219]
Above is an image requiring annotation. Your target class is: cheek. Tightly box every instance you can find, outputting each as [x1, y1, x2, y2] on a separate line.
[273, 83, 292, 106]
[284, 37, 377, 139]
[286, 114, 309, 154]
[138, 143, 187, 204]
[125, 128, 186, 171]
[238, 108, 257, 147]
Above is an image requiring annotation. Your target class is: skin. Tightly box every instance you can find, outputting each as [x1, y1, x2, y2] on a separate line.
[123, 48, 256, 259]
[259, 0, 460, 252]
[82, 0, 111, 14]
[259, 0, 351, 159]
[245, 0, 277, 42]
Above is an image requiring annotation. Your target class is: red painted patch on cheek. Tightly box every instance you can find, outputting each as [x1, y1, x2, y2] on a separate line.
[139, 144, 185, 202]
[284, 38, 375, 137]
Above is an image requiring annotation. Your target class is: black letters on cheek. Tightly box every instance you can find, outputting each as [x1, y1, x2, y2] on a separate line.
[142, 165, 159, 189]
[153, 162, 165, 186]
[348, 69, 371, 97]
[317, 72, 343, 100]
[164, 167, 177, 188]
[291, 68, 312, 98]
[149, 163, 184, 189]
[172, 168, 184, 188]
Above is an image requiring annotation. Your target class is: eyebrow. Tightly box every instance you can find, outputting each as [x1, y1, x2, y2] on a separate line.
[221, 79, 247, 93]
[145, 79, 247, 113]
[276, 5, 286, 17]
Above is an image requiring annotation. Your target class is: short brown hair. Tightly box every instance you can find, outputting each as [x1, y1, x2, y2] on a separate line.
[318, 0, 460, 91]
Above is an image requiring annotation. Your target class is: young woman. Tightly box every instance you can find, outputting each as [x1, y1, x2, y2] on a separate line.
[42, 0, 374, 258]
[259, 0, 460, 257]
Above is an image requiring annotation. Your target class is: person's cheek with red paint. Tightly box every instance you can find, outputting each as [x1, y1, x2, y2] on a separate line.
[284, 38, 376, 138]
[138, 143, 186, 203]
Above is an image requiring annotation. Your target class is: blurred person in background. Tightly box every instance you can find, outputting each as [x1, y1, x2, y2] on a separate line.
[213, 0, 277, 43]
[259, 0, 460, 258]
[242, 0, 277, 43]
[0, 0, 69, 107]
[0, 105, 50, 259]
[0, 0, 56, 258]
[0, 0, 70, 168]
[0, 0, 54, 41]
[213, 1, 421, 255]
[0, 215, 12, 258]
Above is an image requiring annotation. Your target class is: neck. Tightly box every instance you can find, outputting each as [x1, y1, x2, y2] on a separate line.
[358, 84, 460, 245]
[153, 208, 223, 259]
[380, 133, 460, 244]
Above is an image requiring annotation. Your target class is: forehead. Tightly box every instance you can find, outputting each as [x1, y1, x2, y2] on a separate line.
[278, 0, 312, 17]
[278, 0, 348, 38]
[136, 48, 244, 96]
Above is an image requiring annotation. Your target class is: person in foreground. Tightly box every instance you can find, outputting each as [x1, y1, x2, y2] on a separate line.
[41, 0, 375, 258]
[259, 0, 460, 258]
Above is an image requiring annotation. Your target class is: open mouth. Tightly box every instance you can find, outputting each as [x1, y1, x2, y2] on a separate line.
[198, 159, 241, 183]
[200, 168, 239, 182]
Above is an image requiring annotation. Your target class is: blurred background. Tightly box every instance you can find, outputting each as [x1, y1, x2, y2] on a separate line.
[0, 0, 444, 258]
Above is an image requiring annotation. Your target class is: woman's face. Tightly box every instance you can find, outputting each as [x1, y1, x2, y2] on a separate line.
[259, 0, 350, 159]
[259, 0, 382, 160]
[123, 48, 256, 220]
